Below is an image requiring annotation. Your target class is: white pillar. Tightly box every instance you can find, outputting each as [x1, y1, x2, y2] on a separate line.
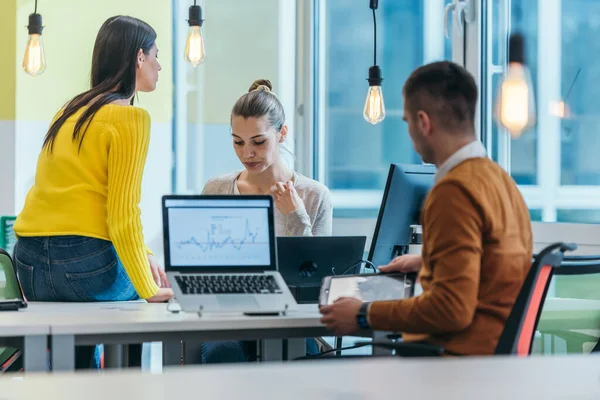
[537, 0, 561, 222]
[423, 0, 446, 64]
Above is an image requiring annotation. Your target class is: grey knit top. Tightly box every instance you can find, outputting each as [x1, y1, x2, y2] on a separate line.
[201, 171, 332, 237]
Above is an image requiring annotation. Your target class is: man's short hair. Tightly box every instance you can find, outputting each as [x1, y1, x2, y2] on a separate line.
[403, 61, 478, 130]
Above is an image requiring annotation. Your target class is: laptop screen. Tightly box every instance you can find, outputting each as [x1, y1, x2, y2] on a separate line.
[163, 197, 275, 271]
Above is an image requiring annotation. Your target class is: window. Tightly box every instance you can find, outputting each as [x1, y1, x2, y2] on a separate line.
[308, 0, 454, 209]
[486, 0, 600, 223]
[173, 0, 296, 194]
[173, 0, 600, 226]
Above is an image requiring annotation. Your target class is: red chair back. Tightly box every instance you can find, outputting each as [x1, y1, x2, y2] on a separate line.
[495, 242, 576, 356]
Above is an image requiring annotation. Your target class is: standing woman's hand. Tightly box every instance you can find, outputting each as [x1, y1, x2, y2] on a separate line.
[148, 254, 170, 288]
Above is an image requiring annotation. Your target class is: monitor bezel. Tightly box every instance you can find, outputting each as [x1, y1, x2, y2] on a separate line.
[162, 194, 278, 273]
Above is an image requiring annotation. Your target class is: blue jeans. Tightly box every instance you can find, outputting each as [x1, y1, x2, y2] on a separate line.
[14, 236, 139, 369]
[201, 341, 254, 364]
[200, 339, 319, 364]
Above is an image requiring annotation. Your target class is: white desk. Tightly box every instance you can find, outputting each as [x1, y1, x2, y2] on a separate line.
[21, 302, 326, 371]
[538, 298, 600, 353]
[1, 355, 599, 399]
[0, 311, 49, 372]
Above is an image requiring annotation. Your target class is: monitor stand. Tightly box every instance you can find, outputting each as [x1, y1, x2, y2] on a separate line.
[391, 244, 409, 260]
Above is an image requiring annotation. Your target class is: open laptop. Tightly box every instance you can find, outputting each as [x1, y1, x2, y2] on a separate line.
[162, 195, 298, 315]
[277, 236, 367, 304]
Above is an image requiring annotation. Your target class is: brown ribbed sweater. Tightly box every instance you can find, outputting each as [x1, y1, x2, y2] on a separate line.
[369, 157, 533, 355]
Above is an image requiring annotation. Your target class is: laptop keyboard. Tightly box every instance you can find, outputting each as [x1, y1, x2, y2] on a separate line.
[175, 275, 282, 295]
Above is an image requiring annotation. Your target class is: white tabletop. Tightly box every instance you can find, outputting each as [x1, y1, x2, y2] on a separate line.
[543, 297, 600, 312]
[1, 355, 599, 399]
[0, 308, 51, 336]
[20, 302, 324, 336]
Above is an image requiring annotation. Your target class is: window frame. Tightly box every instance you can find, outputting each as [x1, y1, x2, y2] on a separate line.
[476, 0, 600, 223]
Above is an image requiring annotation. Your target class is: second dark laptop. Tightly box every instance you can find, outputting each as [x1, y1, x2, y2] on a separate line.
[276, 236, 367, 304]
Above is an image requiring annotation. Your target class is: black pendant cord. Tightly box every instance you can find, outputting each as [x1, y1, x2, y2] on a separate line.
[35, 0, 38, 13]
[372, 8, 377, 66]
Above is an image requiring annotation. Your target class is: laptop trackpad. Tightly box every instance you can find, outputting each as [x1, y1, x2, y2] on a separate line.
[217, 296, 259, 310]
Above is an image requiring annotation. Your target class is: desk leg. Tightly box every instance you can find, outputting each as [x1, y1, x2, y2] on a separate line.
[285, 339, 305, 361]
[104, 344, 124, 369]
[51, 335, 75, 372]
[23, 335, 48, 372]
[162, 341, 181, 367]
[261, 339, 283, 361]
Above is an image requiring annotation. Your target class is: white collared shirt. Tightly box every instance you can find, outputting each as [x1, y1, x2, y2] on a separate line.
[434, 140, 488, 182]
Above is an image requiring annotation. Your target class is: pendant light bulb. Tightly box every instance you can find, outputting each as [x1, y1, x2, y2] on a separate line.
[364, 66, 386, 125]
[494, 33, 536, 138]
[364, 0, 385, 125]
[184, 4, 206, 67]
[23, 13, 46, 76]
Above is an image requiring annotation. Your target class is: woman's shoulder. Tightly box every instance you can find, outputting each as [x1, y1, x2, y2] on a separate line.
[98, 104, 151, 124]
[293, 172, 331, 199]
[202, 171, 243, 194]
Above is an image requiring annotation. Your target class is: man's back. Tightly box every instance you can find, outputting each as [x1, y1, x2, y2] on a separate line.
[369, 156, 532, 355]
[415, 157, 532, 354]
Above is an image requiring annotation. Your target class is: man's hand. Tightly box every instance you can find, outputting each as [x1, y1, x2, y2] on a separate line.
[319, 297, 363, 336]
[379, 254, 422, 273]
[148, 254, 170, 288]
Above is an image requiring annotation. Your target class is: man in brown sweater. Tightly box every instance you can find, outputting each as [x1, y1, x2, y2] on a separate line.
[320, 61, 533, 355]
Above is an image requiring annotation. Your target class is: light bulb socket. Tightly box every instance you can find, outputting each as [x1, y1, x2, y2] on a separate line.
[27, 13, 43, 35]
[369, 0, 379, 10]
[367, 65, 383, 87]
[188, 5, 203, 27]
[508, 33, 525, 64]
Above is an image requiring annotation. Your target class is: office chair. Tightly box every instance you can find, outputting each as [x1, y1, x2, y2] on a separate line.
[307, 242, 577, 359]
[535, 254, 600, 354]
[0, 247, 24, 373]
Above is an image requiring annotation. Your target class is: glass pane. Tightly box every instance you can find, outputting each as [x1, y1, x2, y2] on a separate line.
[509, 0, 538, 185]
[559, 1, 600, 185]
[323, 0, 453, 190]
[557, 209, 600, 224]
[488, 0, 539, 184]
[489, 1, 600, 221]
[529, 209, 543, 221]
[490, 0, 503, 67]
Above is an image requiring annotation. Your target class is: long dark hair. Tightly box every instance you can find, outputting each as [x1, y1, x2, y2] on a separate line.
[43, 16, 157, 151]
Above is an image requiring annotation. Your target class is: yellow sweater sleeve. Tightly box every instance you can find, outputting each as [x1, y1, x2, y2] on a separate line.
[106, 109, 159, 299]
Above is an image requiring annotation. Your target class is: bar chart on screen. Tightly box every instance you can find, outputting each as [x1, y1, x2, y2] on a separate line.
[168, 207, 271, 266]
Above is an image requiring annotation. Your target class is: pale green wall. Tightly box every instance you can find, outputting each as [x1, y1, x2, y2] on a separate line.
[15, 0, 173, 123]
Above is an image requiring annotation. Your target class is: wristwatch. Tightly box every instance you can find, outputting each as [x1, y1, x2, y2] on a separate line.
[356, 302, 371, 330]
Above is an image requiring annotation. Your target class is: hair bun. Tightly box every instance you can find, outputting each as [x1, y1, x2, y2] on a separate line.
[248, 79, 273, 93]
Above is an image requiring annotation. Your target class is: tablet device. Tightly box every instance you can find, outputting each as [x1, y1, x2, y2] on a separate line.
[0, 299, 27, 311]
[319, 272, 413, 306]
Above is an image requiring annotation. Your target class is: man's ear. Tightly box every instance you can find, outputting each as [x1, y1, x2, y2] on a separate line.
[416, 111, 433, 137]
[279, 125, 289, 143]
[136, 49, 145, 69]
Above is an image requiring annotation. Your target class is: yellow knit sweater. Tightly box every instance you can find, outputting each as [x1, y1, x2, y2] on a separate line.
[14, 104, 159, 299]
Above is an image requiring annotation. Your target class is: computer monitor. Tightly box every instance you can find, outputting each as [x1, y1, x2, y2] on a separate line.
[367, 164, 436, 268]
[277, 236, 367, 303]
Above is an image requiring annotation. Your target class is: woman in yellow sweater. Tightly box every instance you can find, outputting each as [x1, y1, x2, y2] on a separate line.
[14, 18, 172, 310]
